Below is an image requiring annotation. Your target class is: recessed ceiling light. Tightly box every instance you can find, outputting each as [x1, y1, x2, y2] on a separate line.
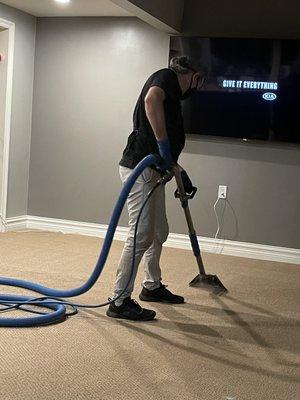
[55, 0, 71, 4]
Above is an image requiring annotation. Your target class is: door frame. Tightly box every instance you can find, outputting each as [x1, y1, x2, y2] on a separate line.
[0, 18, 15, 232]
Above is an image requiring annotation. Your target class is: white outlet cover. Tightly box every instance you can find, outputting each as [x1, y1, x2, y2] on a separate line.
[218, 185, 227, 198]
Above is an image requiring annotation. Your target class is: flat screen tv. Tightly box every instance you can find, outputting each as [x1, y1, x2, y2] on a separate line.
[169, 36, 300, 143]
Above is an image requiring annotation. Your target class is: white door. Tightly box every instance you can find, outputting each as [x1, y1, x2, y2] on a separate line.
[0, 28, 9, 229]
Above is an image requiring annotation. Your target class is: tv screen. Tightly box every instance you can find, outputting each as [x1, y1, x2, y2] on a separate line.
[169, 36, 300, 143]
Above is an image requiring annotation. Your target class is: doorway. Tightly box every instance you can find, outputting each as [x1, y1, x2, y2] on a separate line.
[0, 18, 14, 232]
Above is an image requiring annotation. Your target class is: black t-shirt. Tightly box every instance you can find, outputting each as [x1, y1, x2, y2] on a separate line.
[119, 68, 185, 169]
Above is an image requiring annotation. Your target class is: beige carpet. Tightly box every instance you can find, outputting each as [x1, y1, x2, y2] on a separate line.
[0, 231, 299, 400]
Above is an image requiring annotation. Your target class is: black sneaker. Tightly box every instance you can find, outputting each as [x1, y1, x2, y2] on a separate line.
[106, 297, 156, 321]
[139, 283, 185, 304]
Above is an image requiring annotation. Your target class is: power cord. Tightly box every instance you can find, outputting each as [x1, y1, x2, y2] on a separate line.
[213, 195, 227, 253]
[213, 197, 221, 239]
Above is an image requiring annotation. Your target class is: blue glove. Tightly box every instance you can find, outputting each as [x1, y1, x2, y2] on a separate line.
[157, 138, 173, 170]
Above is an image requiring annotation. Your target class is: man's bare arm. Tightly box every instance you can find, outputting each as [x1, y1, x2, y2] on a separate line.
[144, 86, 167, 141]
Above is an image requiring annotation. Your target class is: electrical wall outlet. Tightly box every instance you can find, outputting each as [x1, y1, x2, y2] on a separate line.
[218, 185, 227, 199]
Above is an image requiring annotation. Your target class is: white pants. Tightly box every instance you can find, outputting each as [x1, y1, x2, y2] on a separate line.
[113, 165, 169, 305]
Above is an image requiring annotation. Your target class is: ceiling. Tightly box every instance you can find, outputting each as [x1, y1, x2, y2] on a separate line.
[0, 0, 133, 17]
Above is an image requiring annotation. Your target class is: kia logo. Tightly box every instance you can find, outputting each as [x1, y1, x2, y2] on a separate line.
[262, 92, 277, 101]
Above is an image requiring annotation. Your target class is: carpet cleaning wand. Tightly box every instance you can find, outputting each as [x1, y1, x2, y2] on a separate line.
[173, 165, 228, 295]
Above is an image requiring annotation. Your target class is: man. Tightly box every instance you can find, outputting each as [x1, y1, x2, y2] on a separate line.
[107, 56, 207, 321]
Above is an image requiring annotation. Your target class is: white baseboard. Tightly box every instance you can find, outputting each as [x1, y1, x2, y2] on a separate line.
[5, 215, 27, 231]
[5, 215, 300, 265]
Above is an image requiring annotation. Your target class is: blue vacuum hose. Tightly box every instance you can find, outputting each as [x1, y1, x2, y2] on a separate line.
[0, 154, 160, 327]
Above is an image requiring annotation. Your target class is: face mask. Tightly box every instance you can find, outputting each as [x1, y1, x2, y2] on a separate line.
[181, 74, 199, 100]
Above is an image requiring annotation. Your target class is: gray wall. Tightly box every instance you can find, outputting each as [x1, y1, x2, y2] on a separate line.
[29, 17, 300, 249]
[183, 0, 300, 38]
[169, 137, 300, 248]
[29, 17, 169, 226]
[0, 3, 36, 217]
